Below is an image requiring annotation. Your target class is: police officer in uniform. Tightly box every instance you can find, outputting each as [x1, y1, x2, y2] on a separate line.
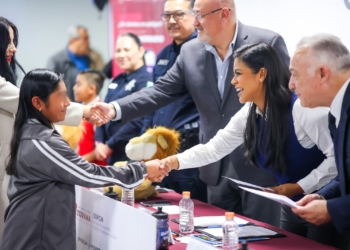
[95, 33, 153, 165]
[143, 0, 207, 202]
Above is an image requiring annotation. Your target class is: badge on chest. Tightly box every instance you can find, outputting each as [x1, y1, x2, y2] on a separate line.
[157, 59, 169, 66]
[125, 79, 136, 91]
[109, 83, 118, 89]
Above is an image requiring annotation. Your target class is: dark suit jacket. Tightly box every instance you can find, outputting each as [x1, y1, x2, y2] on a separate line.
[117, 21, 290, 186]
[318, 81, 350, 234]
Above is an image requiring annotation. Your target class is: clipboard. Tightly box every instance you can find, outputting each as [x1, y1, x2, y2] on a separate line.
[196, 225, 285, 240]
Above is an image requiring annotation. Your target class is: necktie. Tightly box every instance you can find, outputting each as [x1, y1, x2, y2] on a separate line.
[328, 112, 336, 141]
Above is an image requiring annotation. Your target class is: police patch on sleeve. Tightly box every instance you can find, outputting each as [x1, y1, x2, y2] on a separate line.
[157, 59, 169, 66]
[146, 81, 154, 88]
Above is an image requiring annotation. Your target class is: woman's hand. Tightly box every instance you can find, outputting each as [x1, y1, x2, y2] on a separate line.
[145, 159, 170, 182]
[160, 155, 180, 171]
[269, 183, 303, 198]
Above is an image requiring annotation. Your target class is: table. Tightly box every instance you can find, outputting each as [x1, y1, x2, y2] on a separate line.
[137, 192, 337, 250]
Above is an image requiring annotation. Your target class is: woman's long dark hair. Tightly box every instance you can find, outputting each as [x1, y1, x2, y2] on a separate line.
[0, 17, 24, 85]
[235, 43, 292, 174]
[6, 69, 63, 176]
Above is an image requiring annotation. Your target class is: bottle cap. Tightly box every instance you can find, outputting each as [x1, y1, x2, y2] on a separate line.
[152, 207, 169, 220]
[182, 191, 190, 198]
[104, 186, 119, 200]
[225, 212, 235, 219]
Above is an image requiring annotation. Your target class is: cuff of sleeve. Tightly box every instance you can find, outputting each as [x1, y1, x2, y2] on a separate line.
[110, 101, 122, 121]
[297, 179, 313, 194]
[141, 162, 148, 177]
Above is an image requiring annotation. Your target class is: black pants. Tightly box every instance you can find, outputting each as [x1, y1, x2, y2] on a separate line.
[281, 205, 350, 249]
[207, 156, 281, 228]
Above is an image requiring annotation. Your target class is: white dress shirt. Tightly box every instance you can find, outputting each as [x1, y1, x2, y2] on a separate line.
[176, 99, 337, 194]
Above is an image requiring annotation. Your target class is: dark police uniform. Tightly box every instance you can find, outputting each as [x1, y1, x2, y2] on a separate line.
[95, 65, 153, 165]
[143, 31, 207, 202]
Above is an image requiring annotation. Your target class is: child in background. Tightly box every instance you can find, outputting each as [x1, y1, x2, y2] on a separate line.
[73, 69, 107, 165]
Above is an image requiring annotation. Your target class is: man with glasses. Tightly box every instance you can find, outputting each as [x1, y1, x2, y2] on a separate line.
[95, 0, 290, 227]
[143, 0, 207, 202]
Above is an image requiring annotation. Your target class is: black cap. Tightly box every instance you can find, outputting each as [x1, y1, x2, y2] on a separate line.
[152, 207, 168, 220]
[104, 187, 119, 200]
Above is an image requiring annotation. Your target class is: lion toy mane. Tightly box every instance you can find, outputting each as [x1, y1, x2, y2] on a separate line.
[103, 126, 180, 200]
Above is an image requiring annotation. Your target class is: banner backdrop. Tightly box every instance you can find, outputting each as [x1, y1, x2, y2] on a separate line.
[110, 0, 172, 77]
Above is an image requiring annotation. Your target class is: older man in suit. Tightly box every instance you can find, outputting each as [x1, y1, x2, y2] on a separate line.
[95, 0, 289, 226]
[290, 33, 350, 249]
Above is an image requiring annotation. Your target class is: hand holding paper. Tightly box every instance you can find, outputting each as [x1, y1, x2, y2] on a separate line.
[239, 186, 301, 208]
[222, 176, 275, 192]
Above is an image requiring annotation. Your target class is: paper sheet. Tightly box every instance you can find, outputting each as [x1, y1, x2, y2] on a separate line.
[222, 176, 274, 191]
[156, 205, 179, 215]
[193, 216, 249, 227]
[239, 186, 301, 208]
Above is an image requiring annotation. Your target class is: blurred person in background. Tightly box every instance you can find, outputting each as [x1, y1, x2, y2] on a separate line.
[47, 25, 104, 101]
[94, 33, 154, 165]
[74, 69, 107, 165]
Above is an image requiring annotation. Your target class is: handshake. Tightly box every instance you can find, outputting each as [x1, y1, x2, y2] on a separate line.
[144, 156, 180, 182]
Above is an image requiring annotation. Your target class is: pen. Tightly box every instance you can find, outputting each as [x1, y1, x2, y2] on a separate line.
[240, 237, 270, 242]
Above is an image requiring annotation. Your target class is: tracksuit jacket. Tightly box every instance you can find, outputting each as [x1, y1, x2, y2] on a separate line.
[1, 119, 147, 250]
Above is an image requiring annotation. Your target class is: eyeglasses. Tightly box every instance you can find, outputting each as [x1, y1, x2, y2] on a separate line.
[160, 11, 191, 22]
[191, 7, 230, 21]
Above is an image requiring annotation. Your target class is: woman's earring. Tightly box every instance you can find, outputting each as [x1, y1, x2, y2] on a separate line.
[39, 109, 42, 112]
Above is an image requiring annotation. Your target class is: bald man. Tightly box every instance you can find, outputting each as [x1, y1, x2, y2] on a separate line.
[95, 0, 290, 227]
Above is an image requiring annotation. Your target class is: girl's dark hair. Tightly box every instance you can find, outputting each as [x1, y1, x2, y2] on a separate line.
[234, 42, 292, 174]
[0, 17, 24, 85]
[120, 32, 145, 64]
[6, 69, 63, 176]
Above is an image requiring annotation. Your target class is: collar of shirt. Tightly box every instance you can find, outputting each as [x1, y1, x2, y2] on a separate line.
[204, 20, 239, 59]
[255, 104, 268, 120]
[67, 48, 89, 71]
[330, 77, 350, 127]
[172, 30, 198, 55]
[123, 65, 148, 81]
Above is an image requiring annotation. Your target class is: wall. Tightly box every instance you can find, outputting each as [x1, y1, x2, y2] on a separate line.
[0, 0, 110, 72]
[235, 0, 350, 55]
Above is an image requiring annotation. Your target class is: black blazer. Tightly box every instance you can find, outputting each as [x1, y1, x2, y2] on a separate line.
[318, 80, 350, 234]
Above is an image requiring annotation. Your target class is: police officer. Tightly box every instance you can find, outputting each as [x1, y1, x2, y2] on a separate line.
[95, 33, 153, 165]
[143, 0, 207, 202]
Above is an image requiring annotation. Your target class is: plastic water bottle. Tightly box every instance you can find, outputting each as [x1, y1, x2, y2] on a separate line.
[121, 188, 134, 207]
[222, 212, 239, 250]
[152, 207, 169, 250]
[179, 191, 194, 233]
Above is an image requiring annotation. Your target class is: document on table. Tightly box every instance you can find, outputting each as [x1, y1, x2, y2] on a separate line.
[222, 176, 274, 191]
[193, 216, 249, 227]
[201, 225, 279, 239]
[239, 186, 301, 208]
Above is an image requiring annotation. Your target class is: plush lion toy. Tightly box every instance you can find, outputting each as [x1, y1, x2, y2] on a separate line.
[103, 126, 180, 200]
